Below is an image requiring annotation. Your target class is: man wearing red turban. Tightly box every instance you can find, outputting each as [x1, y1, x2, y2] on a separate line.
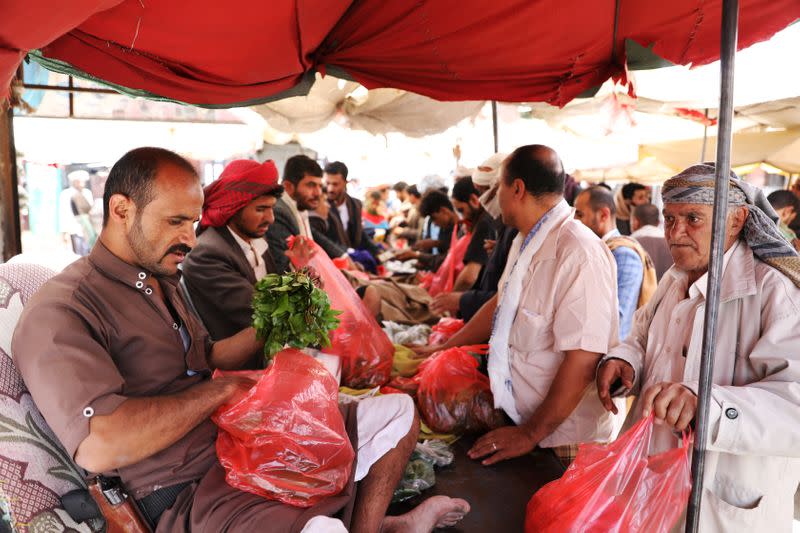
[183, 159, 283, 342]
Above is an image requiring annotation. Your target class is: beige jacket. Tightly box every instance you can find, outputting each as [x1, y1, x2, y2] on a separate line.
[500, 208, 621, 448]
[605, 241, 800, 532]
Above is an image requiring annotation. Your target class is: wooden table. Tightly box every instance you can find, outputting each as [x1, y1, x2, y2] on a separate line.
[389, 436, 566, 531]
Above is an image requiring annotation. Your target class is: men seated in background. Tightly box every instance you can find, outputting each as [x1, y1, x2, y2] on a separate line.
[574, 186, 656, 340]
[631, 203, 673, 280]
[393, 184, 423, 245]
[397, 190, 460, 270]
[324, 161, 382, 260]
[418, 145, 620, 467]
[597, 164, 800, 531]
[266, 155, 351, 273]
[182, 159, 282, 343]
[13, 147, 469, 533]
[431, 155, 517, 320]
[446, 176, 497, 290]
[767, 189, 800, 249]
[614, 182, 650, 235]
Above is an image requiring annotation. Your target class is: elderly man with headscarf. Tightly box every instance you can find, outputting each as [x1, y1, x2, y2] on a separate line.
[182, 159, 284, 343]
[597, 164, 800, 532]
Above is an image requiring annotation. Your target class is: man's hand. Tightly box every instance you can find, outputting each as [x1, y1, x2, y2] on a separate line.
[413, 239, 439, 252]
[468, 426, 537, 465]
[394, 250, 420, 261]
[430, 291, 463, 316]
[483, 239, 497, 255]
[408, 344, 440, 358]
[215, 374, 258, 403]
[642, 381, 697, 432]
[596, 358, 635, 414]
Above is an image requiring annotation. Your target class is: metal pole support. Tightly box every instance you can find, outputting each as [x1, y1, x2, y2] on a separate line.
[684, 0, 738, 531]
[491, 101, 499, 153]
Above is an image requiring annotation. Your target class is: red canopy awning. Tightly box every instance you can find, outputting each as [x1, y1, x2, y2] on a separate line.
[2, 1, 798, 107]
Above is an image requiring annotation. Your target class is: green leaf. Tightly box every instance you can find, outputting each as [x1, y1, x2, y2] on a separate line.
[251, 270, 341, 363]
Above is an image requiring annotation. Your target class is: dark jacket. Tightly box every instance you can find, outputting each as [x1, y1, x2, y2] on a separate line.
[329, 195, 381, 257]
[182, 225, 276, 340]
[458, 223, 518, 322]
[265, 197, 348, 273]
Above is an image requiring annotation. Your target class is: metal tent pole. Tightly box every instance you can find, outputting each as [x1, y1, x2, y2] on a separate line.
[684, 0, 738, 531]
[700, 108, 709, 162]
[491, 101, 499, 152]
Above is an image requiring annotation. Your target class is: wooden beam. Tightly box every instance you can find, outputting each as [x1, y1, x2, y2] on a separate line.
[0, 105, 22, 261]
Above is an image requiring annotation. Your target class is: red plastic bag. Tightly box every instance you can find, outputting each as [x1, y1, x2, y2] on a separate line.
[428, 317, 464, 346]
[420, 225, 471, 297]
[287, 236, 393, 389]
[416, 345, 505, 434]
[212, 349, 355, 508]
[525, 414, 691, 533]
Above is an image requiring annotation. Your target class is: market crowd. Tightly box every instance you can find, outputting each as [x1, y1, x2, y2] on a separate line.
[11, 145, 800, 532]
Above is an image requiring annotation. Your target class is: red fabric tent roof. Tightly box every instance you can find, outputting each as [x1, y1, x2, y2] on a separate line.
[2, 1, 798, 107]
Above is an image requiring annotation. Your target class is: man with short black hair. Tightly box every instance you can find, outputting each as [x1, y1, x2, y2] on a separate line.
[575, 186, 656, 339]
[767, 189, 800, 247]
[13, 147, 469, 533]
[412, 190, 460, 270]
[182, 159, 283, 342]
[615, 182, 650, 235]
[323, 160, 381, 259]
[430, 176, 499, 314]
[266, 155, 350, 273]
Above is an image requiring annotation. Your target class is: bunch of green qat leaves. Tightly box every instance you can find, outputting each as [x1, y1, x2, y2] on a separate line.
[252, 269, 341, 361]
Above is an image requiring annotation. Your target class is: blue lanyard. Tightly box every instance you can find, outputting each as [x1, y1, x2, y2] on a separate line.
[492, 204, 560, 332]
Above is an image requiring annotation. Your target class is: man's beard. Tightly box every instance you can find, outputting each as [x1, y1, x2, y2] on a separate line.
[295, 194, 318, 211]
[127, 215, 191, 275]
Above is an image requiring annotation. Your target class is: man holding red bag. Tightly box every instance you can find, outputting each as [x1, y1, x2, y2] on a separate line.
[597, 164, 800, 531]
[13, 147, 470, 533]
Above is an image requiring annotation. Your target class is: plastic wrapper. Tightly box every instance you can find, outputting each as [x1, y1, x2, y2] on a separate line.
[428, 317, 465, 346]
[392, 439, 455, 503]
[392, 450, 436, 503]
[415, 439, 455, 467]
[212, 349, 355, 508]
[525, 415, 691, 533]
[420, 226, 472, 297]
[382, 321, 432, 346]
[288, 236, 393, 389]
[416, 345, 505, 434]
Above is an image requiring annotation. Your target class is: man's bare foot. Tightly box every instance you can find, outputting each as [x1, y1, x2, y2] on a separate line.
[382, 495, 470, 533]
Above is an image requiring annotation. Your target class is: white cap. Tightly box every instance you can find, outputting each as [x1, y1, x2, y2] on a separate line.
[68, 169, 90, 183]
[472, 153, 508, 187]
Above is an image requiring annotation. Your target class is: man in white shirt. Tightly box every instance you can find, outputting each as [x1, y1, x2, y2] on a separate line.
[597, 164, 800, 532]
[59, 169, 97, 255]
[424, 145, 621, 467]
[183, 159, 283, 342]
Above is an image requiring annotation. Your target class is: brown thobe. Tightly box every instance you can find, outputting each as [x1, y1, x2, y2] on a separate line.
[12, 241, 358, 532]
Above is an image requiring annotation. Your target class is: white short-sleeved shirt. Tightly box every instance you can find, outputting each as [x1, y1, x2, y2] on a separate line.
[498, 216, 620, 447]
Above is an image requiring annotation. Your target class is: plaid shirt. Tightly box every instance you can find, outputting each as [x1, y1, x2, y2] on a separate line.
[605, 229, 643, 340]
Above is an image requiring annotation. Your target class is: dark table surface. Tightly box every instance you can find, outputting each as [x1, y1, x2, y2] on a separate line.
[389, 436, 565, 532]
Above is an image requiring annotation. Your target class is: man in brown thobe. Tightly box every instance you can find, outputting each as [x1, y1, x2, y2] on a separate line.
[12, 147, 469, 533]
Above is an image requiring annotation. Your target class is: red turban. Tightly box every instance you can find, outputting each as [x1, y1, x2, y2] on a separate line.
[201, 159, 281, 228]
